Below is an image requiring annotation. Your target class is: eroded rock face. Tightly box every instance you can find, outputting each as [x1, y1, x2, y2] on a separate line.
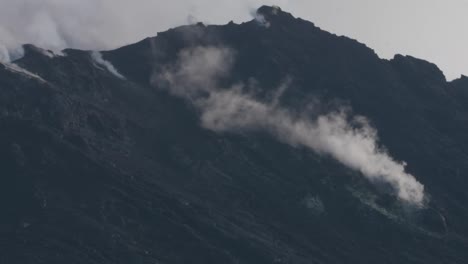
[1, 6, 468, 264]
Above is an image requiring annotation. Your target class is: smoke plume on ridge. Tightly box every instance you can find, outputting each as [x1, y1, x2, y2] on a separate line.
[157, 46, 426, 206]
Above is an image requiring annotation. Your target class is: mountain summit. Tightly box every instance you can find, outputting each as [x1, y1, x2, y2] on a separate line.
[1, 6, 468, 264]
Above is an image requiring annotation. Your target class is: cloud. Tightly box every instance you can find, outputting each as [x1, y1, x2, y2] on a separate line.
[157, 46, 426, 206]
[91, 51, 125, 79]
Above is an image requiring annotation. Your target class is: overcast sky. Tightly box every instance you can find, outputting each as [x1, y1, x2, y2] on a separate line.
[0, 0, 467, 79]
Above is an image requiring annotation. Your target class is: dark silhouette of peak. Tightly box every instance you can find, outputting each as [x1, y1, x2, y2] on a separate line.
[391, 54, 447, 84]
[257, 5, 282, 14]
[21, 44, 44, 55]
[256, 5, 294, 23]
[448, 75, 468, 108]
[14, 44, 55, 63]
[451, 74, 468, 85]
[1, 6, 468, 264]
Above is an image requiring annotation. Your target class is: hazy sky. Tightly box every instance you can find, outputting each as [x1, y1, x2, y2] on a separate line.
[0, 0, 467, 79]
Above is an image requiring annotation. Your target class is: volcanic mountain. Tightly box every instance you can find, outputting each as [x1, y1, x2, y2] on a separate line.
[1, 5, 468, 264]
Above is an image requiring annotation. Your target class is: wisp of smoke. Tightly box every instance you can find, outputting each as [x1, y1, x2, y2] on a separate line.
[91, 51, 126, 80]
[1, 62, 47, 83]
[0, 46, 10, 62]
[157, 46, 426, 207]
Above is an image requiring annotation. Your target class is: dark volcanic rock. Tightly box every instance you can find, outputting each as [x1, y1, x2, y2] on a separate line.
[1, 6, 468, 264]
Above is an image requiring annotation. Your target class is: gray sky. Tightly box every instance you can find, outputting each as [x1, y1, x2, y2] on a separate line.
[0, 0, 467, 80]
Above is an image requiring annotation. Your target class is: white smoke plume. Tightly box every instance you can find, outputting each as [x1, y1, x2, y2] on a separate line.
[0, 0, 288, 63]
[0, 62, 47, 83]
[157, 46, 426, 206]
[91, 51, 126, 80]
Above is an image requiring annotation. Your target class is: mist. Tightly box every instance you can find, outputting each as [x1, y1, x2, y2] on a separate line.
[157, 46, 426, 206]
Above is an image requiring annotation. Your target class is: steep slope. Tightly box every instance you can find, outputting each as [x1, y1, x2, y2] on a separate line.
[1, 5, 468, 264]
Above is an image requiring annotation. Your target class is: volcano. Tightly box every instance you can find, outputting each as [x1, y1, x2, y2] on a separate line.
[1, 6, 468, 264]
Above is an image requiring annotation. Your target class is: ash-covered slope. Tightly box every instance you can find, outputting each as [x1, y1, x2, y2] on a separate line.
[1, 5, 468, 264]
